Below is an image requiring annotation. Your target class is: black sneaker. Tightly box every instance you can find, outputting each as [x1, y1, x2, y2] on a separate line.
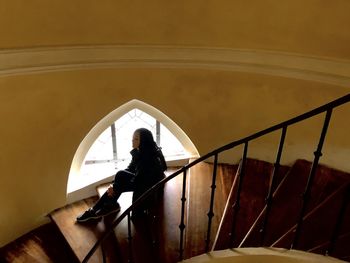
[76, 208, 100, 222]
[95, 203, 121, 217]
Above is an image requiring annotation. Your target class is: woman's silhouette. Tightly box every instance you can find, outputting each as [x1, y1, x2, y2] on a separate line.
[77, 128, 167, 222]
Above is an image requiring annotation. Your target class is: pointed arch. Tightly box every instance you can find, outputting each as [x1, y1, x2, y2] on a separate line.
[67, 99, 199, 201]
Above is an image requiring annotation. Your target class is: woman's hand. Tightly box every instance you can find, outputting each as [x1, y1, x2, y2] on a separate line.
[107, 184, 115, 197]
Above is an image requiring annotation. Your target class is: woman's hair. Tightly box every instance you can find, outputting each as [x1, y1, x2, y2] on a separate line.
[135, 128, 158, 153]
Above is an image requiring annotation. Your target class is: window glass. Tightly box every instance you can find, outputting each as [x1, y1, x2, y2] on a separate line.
[84, 128, 113, 163]
[82, 109, 187, 176]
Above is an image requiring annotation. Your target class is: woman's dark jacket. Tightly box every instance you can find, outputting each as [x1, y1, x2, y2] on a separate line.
[122, 146, 167, 199]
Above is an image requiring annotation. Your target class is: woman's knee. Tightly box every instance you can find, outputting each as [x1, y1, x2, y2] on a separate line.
[114, 170, 128, 183]
[113, 170, 135, 192]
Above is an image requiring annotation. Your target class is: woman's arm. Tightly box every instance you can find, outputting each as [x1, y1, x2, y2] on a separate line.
[156, 147, 167, 172]
[125, 148, 140, 173]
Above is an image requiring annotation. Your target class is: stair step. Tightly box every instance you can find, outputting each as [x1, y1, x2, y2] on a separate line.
[50, 190, 177, 262]
[308, 232, 350, 261]
[239, 163, 291, 247]
[50, 159, 350, 262]
[239, 159, 350, 261]
[50, 164, 239, 262]
[262, 160, 350, 247]
[272, 182, 350, 252]
[185, 162, 238, 259]
[214, 158, 289, 250]
[49, 196, 106, 262]
[50, 168, 184, 262]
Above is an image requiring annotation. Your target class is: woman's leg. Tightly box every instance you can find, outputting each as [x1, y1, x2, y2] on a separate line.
[76, 170, 135, 222]
[112, 169, 136, 199]
[93, 170, 135, 211]
[92, 191, 114, 211]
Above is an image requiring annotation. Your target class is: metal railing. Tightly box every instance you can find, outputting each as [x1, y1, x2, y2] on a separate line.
[83, 93, 350, 263]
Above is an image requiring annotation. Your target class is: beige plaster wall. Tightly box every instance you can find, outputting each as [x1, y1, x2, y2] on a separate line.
[0, 0, 350, 59]
[0, 68, 349, 246]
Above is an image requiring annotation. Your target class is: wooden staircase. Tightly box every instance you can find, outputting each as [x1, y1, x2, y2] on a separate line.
[50, 159, 350, 262]
[214, 159, 350, 262]
[50, 164, 236, 263]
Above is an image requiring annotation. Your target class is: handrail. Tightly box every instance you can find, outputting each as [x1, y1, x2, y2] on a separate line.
[82, 93, 350, 262]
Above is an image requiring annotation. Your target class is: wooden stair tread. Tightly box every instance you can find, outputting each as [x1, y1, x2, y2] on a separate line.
[50, 194, 134, 262]
[272, 182, 350, 249]
[213, 158, 288, 250]
[50, 196, 103, 262]
[262, 160, 350, 247]
[230, 159, 350, 258]
[50, 165, 238, 262]
[49, 160, 350, 262]
[50, 168, 184, 262]
[239, 164, 291, 247]
[185, 162, 237, 259]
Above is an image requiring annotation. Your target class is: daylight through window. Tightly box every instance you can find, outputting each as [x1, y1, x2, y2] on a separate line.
[80, 109, 187, 177]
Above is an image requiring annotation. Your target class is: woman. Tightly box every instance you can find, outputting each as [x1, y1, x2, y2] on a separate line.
[77, 128, 167, 222]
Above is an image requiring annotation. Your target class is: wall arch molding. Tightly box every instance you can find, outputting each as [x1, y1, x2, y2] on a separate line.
[1, 45, 350, 87]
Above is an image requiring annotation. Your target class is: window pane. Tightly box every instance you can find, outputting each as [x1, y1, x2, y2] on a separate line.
[82, 108, 188, 177]
[160, 124, 186, 159]
[84, 127, 113, 162]
[115, 109, 157, 163]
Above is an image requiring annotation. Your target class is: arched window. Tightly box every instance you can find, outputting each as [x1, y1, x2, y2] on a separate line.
[80, 109, 187, 178]
[67, 99, 199, 202]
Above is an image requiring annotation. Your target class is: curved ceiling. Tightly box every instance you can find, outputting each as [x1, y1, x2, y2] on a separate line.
[1, 0, 350, 60]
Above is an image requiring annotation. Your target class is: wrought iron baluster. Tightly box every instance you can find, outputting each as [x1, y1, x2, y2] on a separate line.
[205, 153, 219, 252]
[127, 212, 133, 263]
[327, 183, 350, 256]
[260, 126, 287, 246]
[179, 169, 188, 261]
[292, 109, 333, 249]
[230, 142, 248, 247]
